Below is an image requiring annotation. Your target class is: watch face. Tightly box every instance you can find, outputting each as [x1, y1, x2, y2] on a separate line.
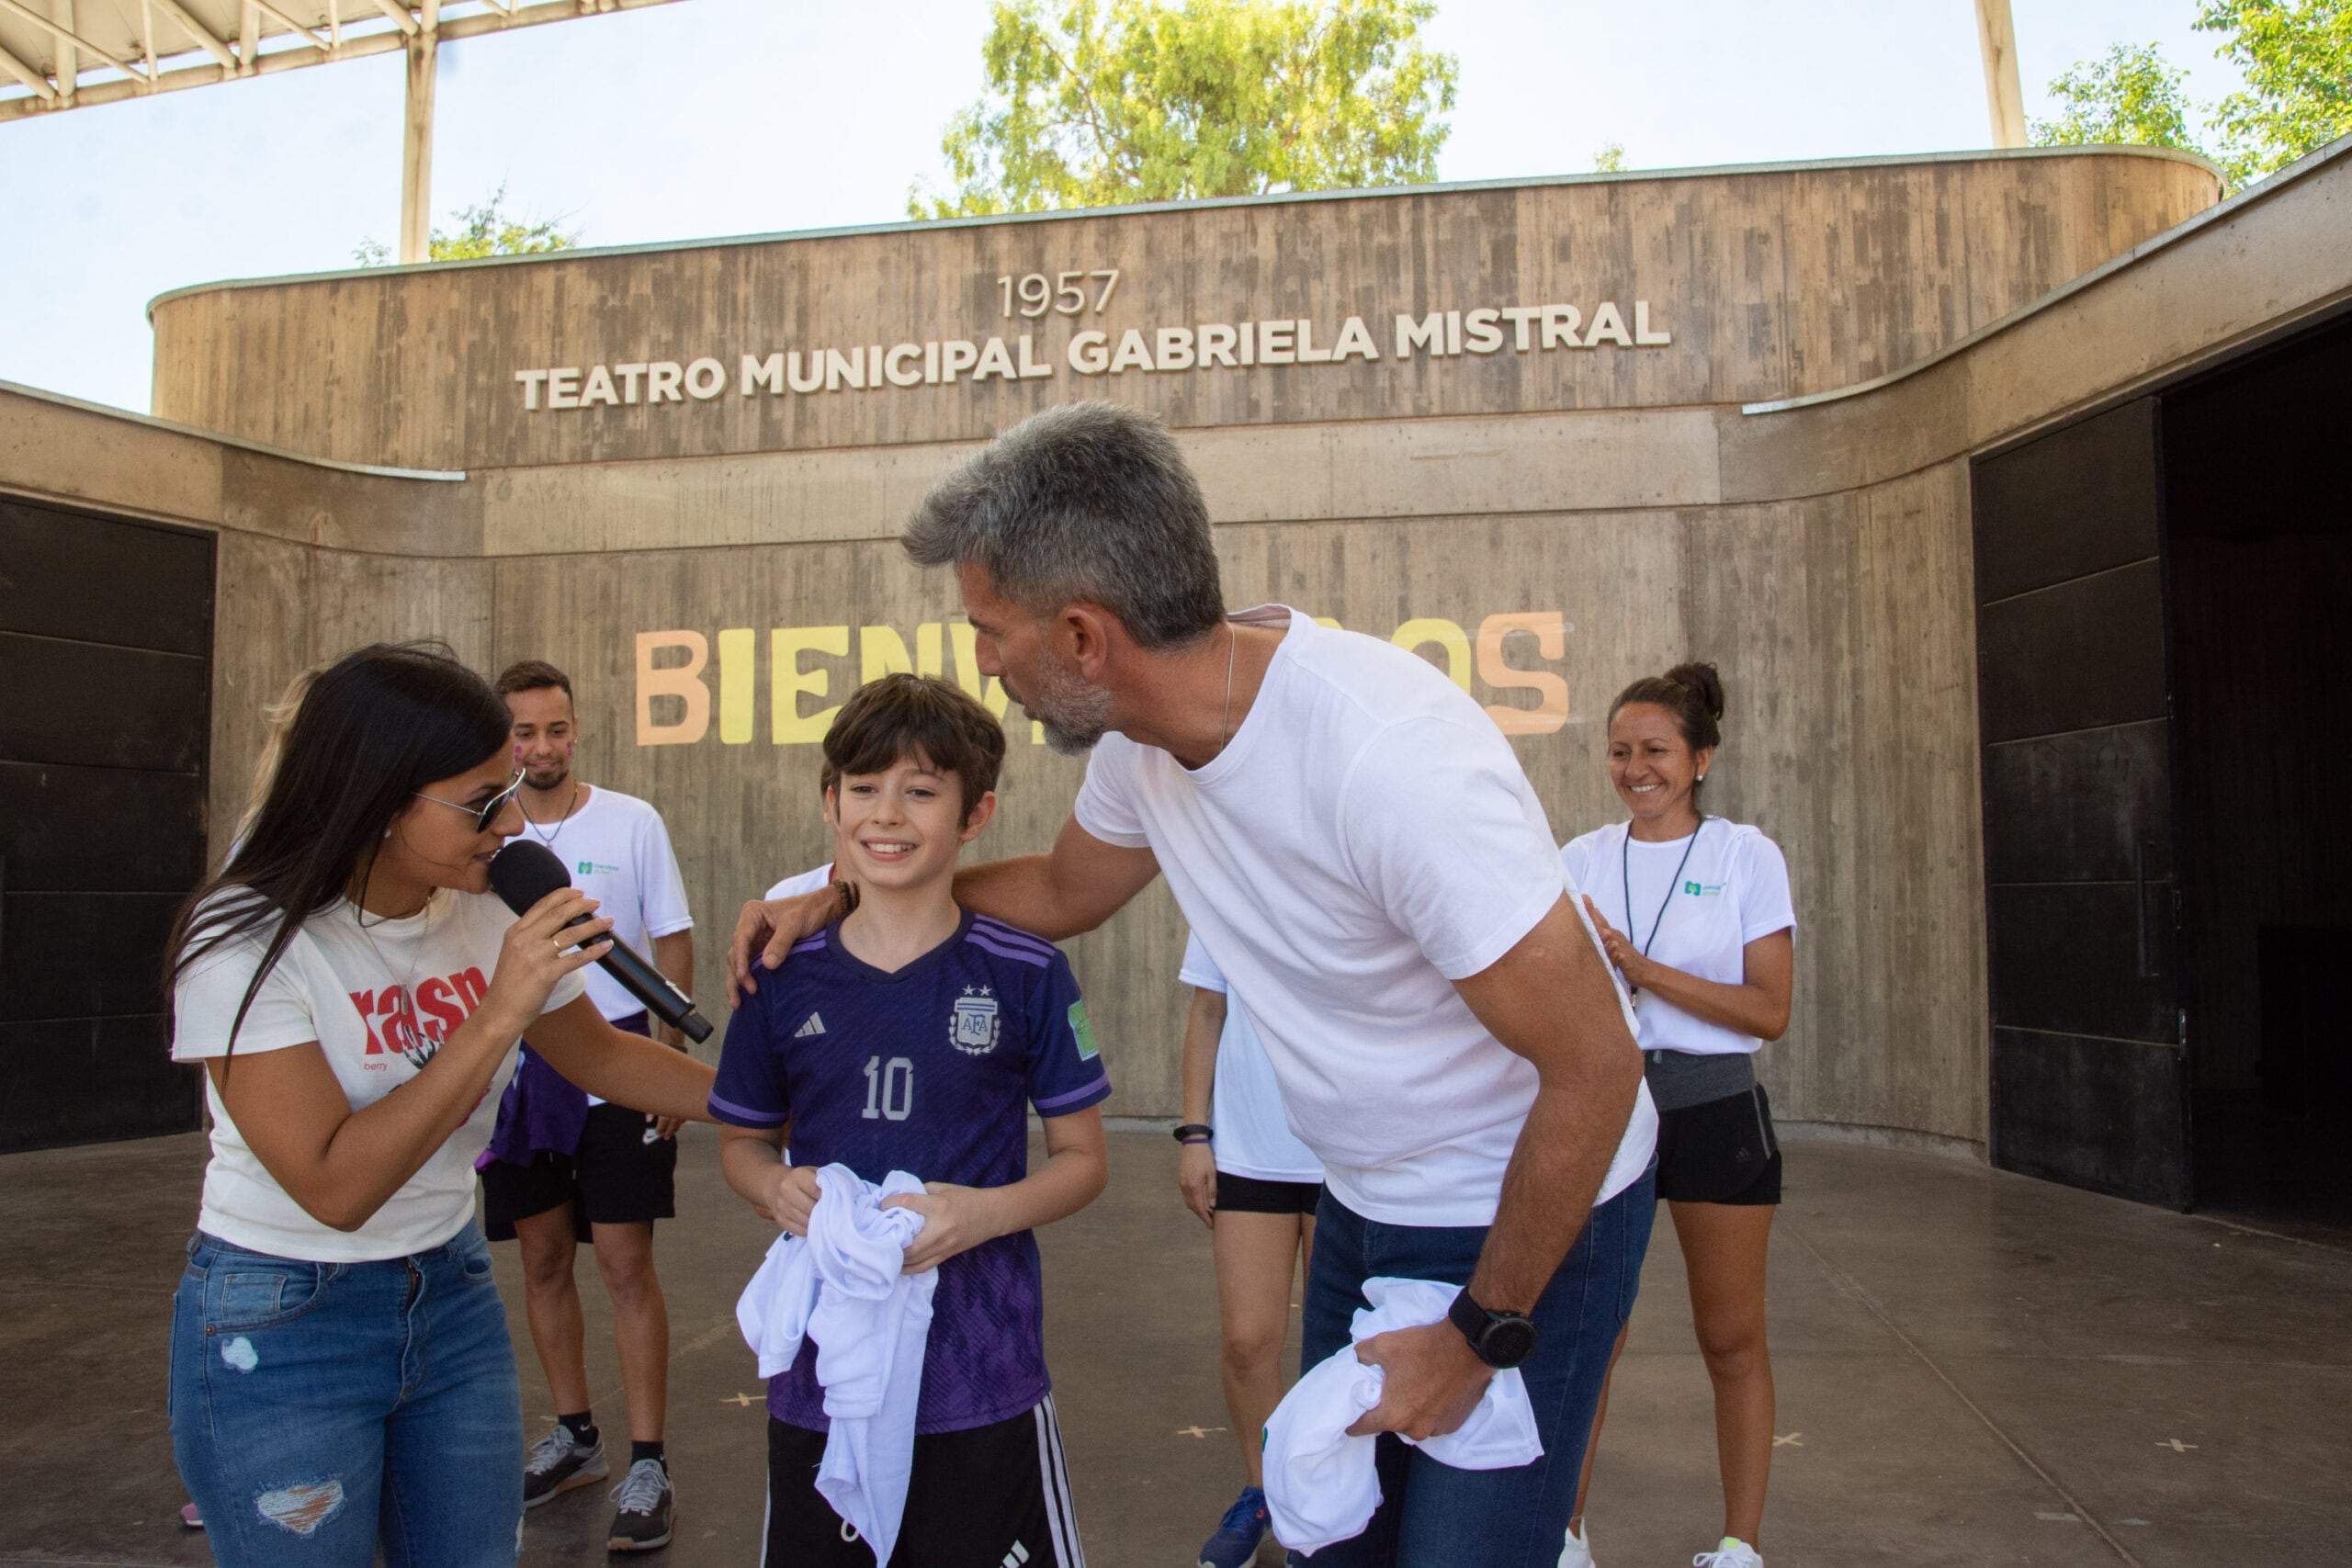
[1485, 1314, 1539, 1368]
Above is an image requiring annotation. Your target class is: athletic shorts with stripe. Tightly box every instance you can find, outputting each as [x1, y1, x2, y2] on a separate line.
[763, 1396, 1086, 1568]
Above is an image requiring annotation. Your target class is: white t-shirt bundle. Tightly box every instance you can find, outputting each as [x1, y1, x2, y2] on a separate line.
[519, 786, 693, 1025]
[171, 889, 588, 1262]
[1261, 1277, 1544, 1554]
[736, 1164, 935, 1567]
[1558, 820, 1796, 1056]
[1178, 933, 1322, 1184]
[1075, 605, 1655, 1228]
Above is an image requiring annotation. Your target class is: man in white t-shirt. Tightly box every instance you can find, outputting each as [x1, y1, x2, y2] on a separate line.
[732, 402, 1657, 1567]
[481, 660, 693, 1551]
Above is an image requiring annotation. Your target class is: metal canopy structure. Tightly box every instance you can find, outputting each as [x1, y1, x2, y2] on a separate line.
[0, 0, 692, 259]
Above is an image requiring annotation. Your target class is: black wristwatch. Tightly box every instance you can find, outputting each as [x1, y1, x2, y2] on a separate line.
[1172, 1123, 1214, 1145]
[1448, 1288, 1539, 1370]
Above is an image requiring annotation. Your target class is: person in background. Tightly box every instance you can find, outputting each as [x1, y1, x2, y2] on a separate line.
[1559, 662, 1796, 1568]
[164, 641, 714, 1567]
[477, 660, 695, 1552]
[1173, 936, 1324, 1568]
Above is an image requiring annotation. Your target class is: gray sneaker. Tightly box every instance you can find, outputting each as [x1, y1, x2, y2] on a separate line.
[523, 1422, 608, 1508]
[606, 1458, 674, 1552]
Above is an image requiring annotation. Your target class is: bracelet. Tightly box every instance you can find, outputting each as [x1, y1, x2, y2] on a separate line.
[829, 879, 860, 923]
[1172, 1122, 1213, 1145]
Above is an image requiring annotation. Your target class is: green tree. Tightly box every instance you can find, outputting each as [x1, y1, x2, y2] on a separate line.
[1590, 141, 1626, 174]
[910, 0, 1458, 219]
[2030, 42, 2204, 153]
[2196, 0, 2352, 185]
[355, 182, 582, 266]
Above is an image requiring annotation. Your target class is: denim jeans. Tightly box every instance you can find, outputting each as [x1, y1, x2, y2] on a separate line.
[169, 1221, 525, 1567]
[1293, 1168, 1657, 1568]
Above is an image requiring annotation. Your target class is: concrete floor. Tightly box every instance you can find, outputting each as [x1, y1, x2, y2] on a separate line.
[5, 1128, 2348, 1567]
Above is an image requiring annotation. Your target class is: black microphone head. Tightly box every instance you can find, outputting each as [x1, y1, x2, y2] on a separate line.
[489, 839, 571, 917]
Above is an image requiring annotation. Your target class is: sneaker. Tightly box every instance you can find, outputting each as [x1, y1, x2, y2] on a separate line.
[1694, 1539, 1762, 1568]
[523, 1422, 608, 1508]
[178, 1501, 204, 1530]
[606, 1458, 674, 1552]
[1198, 1484, 1271, 1568]
[1557, 1517, 1595, 1567]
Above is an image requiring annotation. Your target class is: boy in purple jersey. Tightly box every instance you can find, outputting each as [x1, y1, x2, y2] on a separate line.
[711, 674, 1112, 1568]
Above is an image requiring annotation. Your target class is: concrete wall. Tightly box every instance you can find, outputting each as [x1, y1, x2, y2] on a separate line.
[16, 143, 2350, 1147]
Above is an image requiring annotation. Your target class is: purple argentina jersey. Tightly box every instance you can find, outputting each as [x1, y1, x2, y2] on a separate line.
[710, 908, 1111, 1434]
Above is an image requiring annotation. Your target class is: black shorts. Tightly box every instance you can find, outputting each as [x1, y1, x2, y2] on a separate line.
[1654, 1084, 1782, 1206]
[764, 1399, 1085, 1567]
[1215, 1172, 1324, 1215]
[481, 1101, 679, 1243]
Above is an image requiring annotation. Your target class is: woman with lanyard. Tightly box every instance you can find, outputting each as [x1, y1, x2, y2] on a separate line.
[1558, 662, 1795, 1568]
[164, 642, 717, 1566]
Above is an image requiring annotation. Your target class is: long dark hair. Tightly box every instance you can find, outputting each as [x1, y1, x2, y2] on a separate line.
[166, 641, 513, 1056]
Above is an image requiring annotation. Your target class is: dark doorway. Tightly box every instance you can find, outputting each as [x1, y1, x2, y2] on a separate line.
[2163, 311, 2352, 1230]
[1973, 400, 2186, 1207]
[0, 499, 213, 1151]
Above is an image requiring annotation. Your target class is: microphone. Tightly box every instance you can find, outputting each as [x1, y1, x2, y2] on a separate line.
[489, 840, 713, 1043]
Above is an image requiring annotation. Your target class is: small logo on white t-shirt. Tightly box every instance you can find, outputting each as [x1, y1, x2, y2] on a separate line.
[795, 1012, 826, 1038]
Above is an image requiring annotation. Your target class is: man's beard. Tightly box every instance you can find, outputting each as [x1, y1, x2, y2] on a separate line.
[524, 760, 571, 792]
[1008, 654, 1113, 757]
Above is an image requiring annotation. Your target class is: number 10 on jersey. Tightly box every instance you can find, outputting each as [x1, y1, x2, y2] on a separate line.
[862, 1055, 914, 1121]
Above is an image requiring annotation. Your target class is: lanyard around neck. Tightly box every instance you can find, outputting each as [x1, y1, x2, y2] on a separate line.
[1623, 818, 1707, 961]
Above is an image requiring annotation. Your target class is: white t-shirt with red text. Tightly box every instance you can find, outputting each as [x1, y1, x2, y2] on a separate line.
[172, 889, 587, 1261]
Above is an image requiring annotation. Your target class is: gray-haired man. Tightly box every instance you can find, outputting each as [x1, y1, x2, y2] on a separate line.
[729, 401, 1657, 1568]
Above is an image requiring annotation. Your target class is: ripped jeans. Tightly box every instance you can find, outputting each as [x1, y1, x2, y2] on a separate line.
[169, 1222, 524, 1567]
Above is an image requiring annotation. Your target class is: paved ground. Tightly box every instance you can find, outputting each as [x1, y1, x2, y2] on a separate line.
[5, 1126, 2347, 1566]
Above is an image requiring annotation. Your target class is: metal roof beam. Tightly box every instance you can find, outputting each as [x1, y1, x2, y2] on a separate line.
[368, 0, 419, 35]
[0, 0, 147, 79]
[247, 0, 328, 51]
[0, 35, 54, 97]
[147, 0, 237, 71]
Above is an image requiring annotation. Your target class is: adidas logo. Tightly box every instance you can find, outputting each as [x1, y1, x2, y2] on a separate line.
[1000, 1543, 1030, 1567]
[795, 1013, 826, 1038]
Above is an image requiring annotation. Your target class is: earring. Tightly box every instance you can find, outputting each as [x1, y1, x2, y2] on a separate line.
[1696, 775, 1706, 783]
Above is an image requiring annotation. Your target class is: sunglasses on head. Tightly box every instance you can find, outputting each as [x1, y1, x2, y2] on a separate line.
[413, 769, 526, 833]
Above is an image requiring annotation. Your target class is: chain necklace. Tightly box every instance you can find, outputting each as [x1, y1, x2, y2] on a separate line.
[352, 879, 438, 1066]
[523, 776, 582, 852]
[1622, 817, 1707, 998]
[1218, 621, 1238, 752]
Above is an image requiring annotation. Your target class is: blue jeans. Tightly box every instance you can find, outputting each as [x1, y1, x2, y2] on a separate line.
[169, 1222, 525, 1567]
[1293, 1169, 1657, 1568]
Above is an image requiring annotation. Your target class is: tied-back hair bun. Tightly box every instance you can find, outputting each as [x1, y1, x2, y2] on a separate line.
[1608, 660, 1725, 761]
[1664, 661, 1725, 726]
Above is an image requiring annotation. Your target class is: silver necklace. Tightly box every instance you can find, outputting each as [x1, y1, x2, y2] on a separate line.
[524, 777, 581, 851]
[1217, 622, 1238, 751]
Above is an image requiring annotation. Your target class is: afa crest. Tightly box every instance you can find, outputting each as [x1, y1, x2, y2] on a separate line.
[950, 987, 1001, 1055]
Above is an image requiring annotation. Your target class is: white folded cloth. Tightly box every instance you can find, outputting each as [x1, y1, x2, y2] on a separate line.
[1261, 1276, 1544, 1555]
[735, 1164, 936, 1565]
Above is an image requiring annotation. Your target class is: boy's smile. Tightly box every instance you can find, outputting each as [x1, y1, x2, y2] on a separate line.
[830, 755, 994, 893]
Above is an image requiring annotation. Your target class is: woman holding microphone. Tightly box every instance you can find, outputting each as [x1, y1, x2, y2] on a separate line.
[1560, 663, 1794, 1568]
[164, 642, 715, 1566]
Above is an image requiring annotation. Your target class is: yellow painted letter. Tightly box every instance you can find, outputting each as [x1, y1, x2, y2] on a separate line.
[1476, 613, 1571, 736]
[772, 626, 851, 745]
[1391, 617, 1473, 694]
[635, 632, 710, 747]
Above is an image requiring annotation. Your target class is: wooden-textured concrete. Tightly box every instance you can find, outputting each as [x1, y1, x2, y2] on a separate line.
[150, 152, 2218, 473]
[6, 1127, 2347, 1566]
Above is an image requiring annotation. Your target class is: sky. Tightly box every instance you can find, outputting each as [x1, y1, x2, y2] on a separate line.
[0, 0, 2250, 416]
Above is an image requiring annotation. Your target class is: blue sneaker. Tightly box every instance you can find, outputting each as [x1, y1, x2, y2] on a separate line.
[1199, 1485, 1271, 1568]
